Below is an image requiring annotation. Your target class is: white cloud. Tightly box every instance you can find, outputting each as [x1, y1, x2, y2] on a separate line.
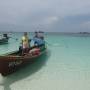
[43, 16, 58, 24]
[1, 0, 90, 20]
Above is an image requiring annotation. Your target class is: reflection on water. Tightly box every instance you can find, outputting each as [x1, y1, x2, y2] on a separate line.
[0, 50, 50, 90]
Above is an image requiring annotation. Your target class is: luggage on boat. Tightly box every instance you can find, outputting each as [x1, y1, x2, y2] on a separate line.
[29, 48, 40, 55]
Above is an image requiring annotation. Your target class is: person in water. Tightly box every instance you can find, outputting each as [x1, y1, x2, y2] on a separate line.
[21, 32, 30, 55]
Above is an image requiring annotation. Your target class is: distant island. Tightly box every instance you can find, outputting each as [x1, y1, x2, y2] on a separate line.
[79, 32, 90, 34]
[45, 32, 90, 34]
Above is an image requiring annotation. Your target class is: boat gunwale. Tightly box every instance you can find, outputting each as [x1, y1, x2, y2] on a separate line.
[0, 48, 47, 60]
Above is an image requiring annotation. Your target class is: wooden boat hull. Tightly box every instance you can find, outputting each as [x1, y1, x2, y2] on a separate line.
[0, 45, 46, 76]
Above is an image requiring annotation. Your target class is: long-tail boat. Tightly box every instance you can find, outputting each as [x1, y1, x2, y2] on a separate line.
[0, 45, 46, 76]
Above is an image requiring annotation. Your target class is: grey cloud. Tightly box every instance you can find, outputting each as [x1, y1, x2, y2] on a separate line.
[0, 0, 90, 32]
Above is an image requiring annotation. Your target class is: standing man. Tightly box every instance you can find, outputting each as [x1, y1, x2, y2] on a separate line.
[21, 32, 30, 55]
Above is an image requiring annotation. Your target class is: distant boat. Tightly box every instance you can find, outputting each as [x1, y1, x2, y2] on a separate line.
[0, 45, 47, 76]
[0, 34, 9, 44]
[0, 37, 8, 44]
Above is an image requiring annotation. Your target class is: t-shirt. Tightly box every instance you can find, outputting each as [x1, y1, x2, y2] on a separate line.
[33, 37, 45, 46]
[22, 36, 30, 48]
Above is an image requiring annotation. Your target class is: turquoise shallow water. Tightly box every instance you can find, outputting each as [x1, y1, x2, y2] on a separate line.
[0, 33, 90, 90]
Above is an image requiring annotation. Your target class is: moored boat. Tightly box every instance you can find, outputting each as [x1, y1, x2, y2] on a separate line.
[0, 38, 8, 44]
[0, 34, 9, 44]
[0, 45, 46, 76]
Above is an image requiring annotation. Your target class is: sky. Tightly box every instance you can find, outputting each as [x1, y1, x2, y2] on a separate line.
[0, 0, 90, 32]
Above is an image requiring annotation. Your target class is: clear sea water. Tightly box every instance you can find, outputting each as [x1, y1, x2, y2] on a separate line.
[0, 32, 90, 90]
